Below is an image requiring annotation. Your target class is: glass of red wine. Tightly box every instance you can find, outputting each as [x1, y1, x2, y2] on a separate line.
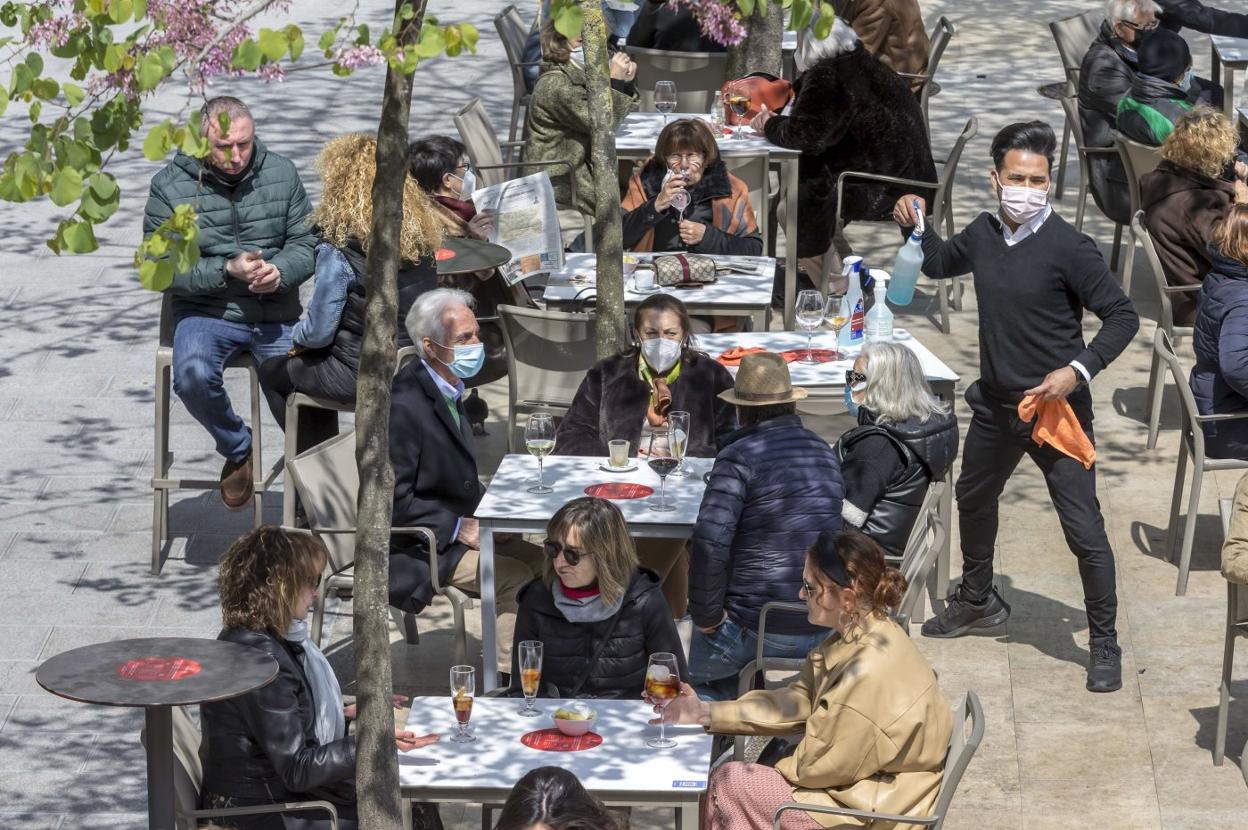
[647, 429, 678, 513]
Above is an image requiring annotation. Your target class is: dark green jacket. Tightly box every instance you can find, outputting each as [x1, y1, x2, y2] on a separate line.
[1116, 74, 1194, 146]
[143, 138, 316, 323]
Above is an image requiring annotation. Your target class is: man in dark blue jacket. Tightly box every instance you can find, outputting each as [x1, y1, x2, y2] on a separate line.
[688, 352, 844, 699]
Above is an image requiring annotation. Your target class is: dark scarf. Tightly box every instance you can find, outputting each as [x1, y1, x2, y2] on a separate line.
[434, 194, 477, 223]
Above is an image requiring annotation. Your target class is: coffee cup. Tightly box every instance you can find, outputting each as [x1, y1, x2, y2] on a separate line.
[632, 269, 656, 292]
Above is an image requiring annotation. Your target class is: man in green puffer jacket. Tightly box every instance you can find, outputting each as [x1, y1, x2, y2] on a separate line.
[1116, 28, 1198, 146]
[143, 96, 316, 509]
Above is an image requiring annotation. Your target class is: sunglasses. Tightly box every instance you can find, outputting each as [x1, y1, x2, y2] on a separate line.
[1122, 19, 1158, 32]
[308, 572, 322, 590]
[845, 370, 868, 389]
[801, 578, 818, 597]
[544, 540, 592, 567]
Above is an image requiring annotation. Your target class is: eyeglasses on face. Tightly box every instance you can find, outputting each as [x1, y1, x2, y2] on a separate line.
[543, 540, 591, 567]
[1122, 19, 1158, 32]
[801, 578, 818, 597]
[665, 153, 704, 167]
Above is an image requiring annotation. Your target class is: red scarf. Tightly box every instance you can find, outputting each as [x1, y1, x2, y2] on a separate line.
[434, 194, 477, 223]
[558, 580, 600, 600]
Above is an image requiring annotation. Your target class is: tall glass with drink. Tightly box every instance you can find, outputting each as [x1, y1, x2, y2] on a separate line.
[518, 640, 543, 717]
[647, 429, 678, 512]
[824, 293, 851, 361]
[726, 85, 751, 139]
[645, 652, 682, 748]
[654, 81, 677, 124]
[795, 289, 825, 364]
[449, 665, 476, 743]
[525, 413, 556, 494]
[668, 410, 690, 477]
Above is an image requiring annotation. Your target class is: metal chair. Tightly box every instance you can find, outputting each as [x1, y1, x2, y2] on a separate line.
[494, 5, 540, 144]
[832, 116, 978, 334]
[1112, 133, 1163, 295]
[1047, 9, 1105, 199]
[896, 16, 955, 141]
[893, 482, 948, 631]
[1155, 328, 1248, 595]
[1136, 212, 1199, 450]
[280, 346, 420, 526]
[151, 294, 280, 575]
[141, 705, 340, 830]
[772, 691, 984, 830]
[1216, 494, 1248, 782]
[498, 304, 597, 452]
[723, 153, 771, 253]
[1058, 94, 1126, 264]
[625, 46, 729, 113]
[285, 430, 474, 660]
[732, 601, 810, 762]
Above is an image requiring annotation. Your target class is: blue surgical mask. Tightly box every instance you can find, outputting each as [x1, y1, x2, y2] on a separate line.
[433, 341, 485, 379]
[844, 383, 860, 418]
[1181, 68, 1194, 92]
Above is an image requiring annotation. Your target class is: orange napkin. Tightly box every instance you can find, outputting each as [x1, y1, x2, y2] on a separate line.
[1017, 395, 1096, 470]
[717, 347, 798, 367]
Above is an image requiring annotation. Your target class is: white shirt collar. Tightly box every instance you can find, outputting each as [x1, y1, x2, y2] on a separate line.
[422, 359, 464, 400]
[999, 203, 1052, 247]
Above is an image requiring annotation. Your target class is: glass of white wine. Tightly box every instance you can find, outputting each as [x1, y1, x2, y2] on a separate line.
[668, 410, 690, 477]
[795, 289, 824, 364]
[824, 294, 851, 361]
[525, 413, 555, 494]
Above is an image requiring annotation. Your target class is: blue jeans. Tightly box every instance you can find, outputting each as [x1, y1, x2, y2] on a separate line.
[689, 617, 829, 701]
[172, 313, 295, 461]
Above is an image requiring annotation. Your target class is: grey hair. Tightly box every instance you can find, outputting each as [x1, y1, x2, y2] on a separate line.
[859, 342, 948, 424]
[200, 96, 252, 134]
[796, 17, 859, 72]
[406, 287, 476, 358]
[1105, 0, 1161, 24]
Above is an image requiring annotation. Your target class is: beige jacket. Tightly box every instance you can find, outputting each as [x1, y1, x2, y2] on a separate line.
[1222, 472, 1248, 585]
[710, 615, 951, 828]
[834, 0, 930, 90]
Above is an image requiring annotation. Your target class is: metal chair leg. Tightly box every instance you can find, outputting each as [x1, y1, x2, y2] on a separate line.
[1165, 442, 1189, 560]
[283, 397, 300, 527]
[938, 279, 951, 334]
[1109, 223, 1123, 274]
[1055, 119, 1071, 200]
[451, 595, 471, 668]
[152, 361, 172, 575]
[1075, 182, 1089, 232]
[1175, 461, 1203, 596]
[1122, 229, 1137, 298]
[249, 366, 265, 527]
[1216, 583, 1237, 765]
[1146, 348, 1165, 450]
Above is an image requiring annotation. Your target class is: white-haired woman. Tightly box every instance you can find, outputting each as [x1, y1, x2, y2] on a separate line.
[749, 16, 936, 281]
[835, 342, 959, 557]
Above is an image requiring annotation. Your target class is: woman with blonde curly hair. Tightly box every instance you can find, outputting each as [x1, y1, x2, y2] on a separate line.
[258, 133, 445, 453]
[201, 525, 438, 829]
[1141, 106, 1248, 325]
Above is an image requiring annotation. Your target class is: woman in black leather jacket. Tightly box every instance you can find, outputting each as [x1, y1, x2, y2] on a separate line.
[835, 342, 959, 557]
[510, 497, 687, 699]
[200, 526, 436, 829]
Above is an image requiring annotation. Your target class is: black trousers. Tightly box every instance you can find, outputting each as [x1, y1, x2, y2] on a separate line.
[955, 381, 1118, 644]
[258, 351, 351, 456]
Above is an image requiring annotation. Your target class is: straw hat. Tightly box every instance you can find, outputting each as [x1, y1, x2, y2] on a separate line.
[718, 351, 808, 406]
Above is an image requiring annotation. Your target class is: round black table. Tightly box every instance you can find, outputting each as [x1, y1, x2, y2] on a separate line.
[37, 637, 278, 830]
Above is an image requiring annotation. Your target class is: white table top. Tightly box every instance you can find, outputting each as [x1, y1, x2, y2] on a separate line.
[542, 252, 774, 311]
[695, 330, 960, 389]
[399, 696, 713, 796]
[1213, 34, 1248, 66]
[616, 112, 800, 159]
[476, 453, 713, 527]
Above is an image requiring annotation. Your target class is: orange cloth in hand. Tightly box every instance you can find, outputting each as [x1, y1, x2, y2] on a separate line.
[1017, 395, 1096, 470]
[717, 347, 798, 367]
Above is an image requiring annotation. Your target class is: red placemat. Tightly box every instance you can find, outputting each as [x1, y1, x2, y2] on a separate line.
[585, 483, 654, 500]
[116, 657, 202, 682]
[521, 728, 603, 752]
[780, 348, 839, 364]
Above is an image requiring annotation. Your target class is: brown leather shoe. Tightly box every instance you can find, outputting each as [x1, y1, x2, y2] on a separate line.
[220, 450, 254, 510]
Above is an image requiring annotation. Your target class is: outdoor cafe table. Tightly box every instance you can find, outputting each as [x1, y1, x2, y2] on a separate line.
[475, 453, 714, 690]
[399, 696, 712, 829]
[1211, 35, 1248, 118]
[36, 637, 278, 830]
[615, 111, 804, 329]
[542, 252, 775, 330]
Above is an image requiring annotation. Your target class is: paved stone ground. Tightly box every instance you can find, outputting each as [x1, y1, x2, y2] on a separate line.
[1, 0, 1247, 827]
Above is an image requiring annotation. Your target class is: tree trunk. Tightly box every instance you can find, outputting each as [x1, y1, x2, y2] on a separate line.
[726, 1, 784, 78]
[582, 2, 627, 358]
[353, 2, 425, 828]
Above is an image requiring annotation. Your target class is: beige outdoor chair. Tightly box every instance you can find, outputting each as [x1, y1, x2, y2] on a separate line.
[626, 46, 729, 113]
[891, 481, 948, 629]
[1216, 496, 1248, 782]
[896, 16, 955, 142]
[140, 705, 340, 830]
[772, 691, 984, 829]
[285, 430, 474, 661]
[1155, 328, 1248, 595]
[1046, 8, 1104, 199]
[1113, 132, 1163, 295]
[722, 153, 771, 253]
[832, 116, 978, 334]
[151, 294, 281, 575]
[1136, 212, 1199, 450]
[1058, 93, 1127, 260]
[498, 304, 598, 453]
[494, 4, 540, 144]
[731, 600, 810, 762]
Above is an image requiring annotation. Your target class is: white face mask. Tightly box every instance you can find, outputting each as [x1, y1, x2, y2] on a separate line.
[996, 181, 1049, 225]
[570, 46, 585, 66]
[449, 166, 474, 200]
[641, 337, 681, 374]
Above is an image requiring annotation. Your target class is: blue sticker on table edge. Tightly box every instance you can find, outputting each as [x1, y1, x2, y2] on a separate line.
[672, 780, 706, 789]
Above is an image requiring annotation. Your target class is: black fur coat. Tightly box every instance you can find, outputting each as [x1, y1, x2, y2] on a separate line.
[764, 44, 937, 258]
[554, 350, 737, 458]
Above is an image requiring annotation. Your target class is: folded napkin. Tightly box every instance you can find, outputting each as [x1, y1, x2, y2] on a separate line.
[717, 347, 798, 367]
[1017, 395, 1096, 470]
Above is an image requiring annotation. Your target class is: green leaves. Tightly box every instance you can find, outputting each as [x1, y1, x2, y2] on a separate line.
[552, 3, 584, 40]
[50, 218, 98, 254]
[813, 1, 835, 38]
[136, 203, 200, 291]
[233, 25, 305, 69]
[443, 23, 479, 57]
[142, 118, 172, 161]
[135, 51, 165, 91]
[79, 172, 119, 222]
[63, 82, 84, 108]
[48, 165, 83, 206]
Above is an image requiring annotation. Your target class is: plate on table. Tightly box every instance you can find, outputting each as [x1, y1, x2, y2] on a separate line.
[599, 462, 639, 473]
[892, 328, 912, 340]
[627, 286, 662, 296]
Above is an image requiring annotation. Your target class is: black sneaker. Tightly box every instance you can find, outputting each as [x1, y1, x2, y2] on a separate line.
[920, 587, 1011, 638]
[1087, 641, 1123, 693]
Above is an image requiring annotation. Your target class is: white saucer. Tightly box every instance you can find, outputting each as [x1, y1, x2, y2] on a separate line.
[892, 328, 912, 340]
[628, 286, 661, 295]
[599, 463, 639, 473]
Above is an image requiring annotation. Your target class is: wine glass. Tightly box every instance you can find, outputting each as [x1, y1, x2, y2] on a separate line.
[668, 410, 690, 477]
[824, 294, 851, 361]
[726, 85, 751, 139]
[644, 652, 681, 749]
[525, 413, 555, 494]
[449, 665, 476, 743]
[795, 289, 824, 364]
[670, 184, 691, 224]
[646, 430, 678, 513]
[654, 81, 677, 124]
[517, 640, 543, 717]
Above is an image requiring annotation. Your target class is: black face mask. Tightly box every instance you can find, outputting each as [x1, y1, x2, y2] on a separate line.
[210, 152, 254, 186]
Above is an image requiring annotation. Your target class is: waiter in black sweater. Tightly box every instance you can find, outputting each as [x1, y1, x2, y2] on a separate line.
[893, 121, 1140, 693]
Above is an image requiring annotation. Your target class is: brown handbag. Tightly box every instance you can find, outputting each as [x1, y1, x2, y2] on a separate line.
[720, 72, 793, 125]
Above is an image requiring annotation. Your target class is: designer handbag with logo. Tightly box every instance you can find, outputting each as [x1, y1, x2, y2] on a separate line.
[721, 72, 793, 125]
[653, 253, 718, 286]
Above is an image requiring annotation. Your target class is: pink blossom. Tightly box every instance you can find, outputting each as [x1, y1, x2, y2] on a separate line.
[332, 44, 385, 71]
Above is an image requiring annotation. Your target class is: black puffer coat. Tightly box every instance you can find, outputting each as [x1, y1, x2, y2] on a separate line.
[200, 628, 355, 806]
[625, 0, 726, 52]
[690, 414, 844, 635]
[1077, 21, 1136, 225]
[1190, 247, 1248, 460]
[835, 408, 959, 557]
[509, 568, 687, 699]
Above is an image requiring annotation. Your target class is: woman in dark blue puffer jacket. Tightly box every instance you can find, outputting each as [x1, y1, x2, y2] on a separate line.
[688, 352, 844, 700]
[1191, 205, 1248, 459]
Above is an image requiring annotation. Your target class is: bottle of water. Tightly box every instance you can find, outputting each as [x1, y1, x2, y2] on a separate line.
[887, 200, 926, 307]
[709, 91, 724, 134]
[865, 276, 894, 342]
